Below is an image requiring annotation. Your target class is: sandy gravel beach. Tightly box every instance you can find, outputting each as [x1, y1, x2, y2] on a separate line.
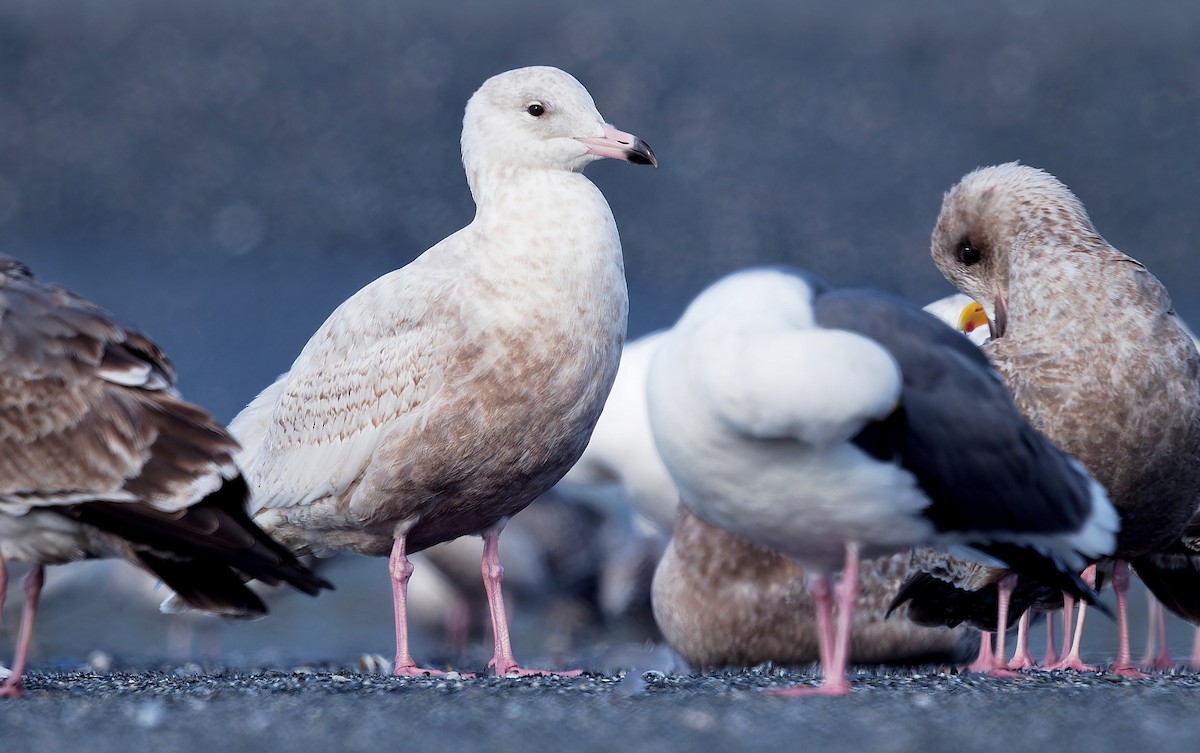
[10, 665, 1200, 753]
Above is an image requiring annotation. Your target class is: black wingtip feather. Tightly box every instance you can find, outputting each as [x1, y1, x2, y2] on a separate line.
[969, 543, 1112, 619]
[886, 571, 978, 627]
[888, 569, 1067, 631]
[132, 550, 268, 618]
[52, 475, 334, 614]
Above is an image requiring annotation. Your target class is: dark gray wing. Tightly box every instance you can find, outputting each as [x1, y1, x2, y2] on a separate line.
[888, 570, 1060, 630]
[814, 287, 1105, 600]
[814, 287, 1097, 537]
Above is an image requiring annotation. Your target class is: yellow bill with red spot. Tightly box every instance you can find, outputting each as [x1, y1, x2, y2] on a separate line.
[957, 301, 990, 336]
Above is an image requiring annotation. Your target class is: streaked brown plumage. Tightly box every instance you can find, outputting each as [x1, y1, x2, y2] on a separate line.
[919, 163, 1200, 673]
[0, 258, 332, 695]
[651, 505, 976, 669]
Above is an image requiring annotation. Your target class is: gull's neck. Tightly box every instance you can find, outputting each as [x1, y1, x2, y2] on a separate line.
[1005, 227, 1138, 347]
[468, 164, 591, 220]
[451, 161, 627, 335]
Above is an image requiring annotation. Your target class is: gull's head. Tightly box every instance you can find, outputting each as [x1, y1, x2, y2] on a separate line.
[676, 267, 826, 337]
[461, 66, 656, 184]
[930, 162, 1095, 338]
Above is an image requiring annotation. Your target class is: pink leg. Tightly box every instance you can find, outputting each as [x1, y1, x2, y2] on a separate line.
[167, 620, 195, 660]
[442, 594, 471, 659]
[1140, 592, 1159, 667]
[389, 536, 457, 677]
[806, 571, 836, 668]
[0, 564, 44, 698]
[1190, 626, 1200, 671]
[1047, 566, 1098, 671]
[1141, 598, 1172, 671]
[0, 559, 5, 680]
[1056, 595, 1074, 664]
[0, 559, 7, 624]
[966, 632, 995, 673]
[1041, 609, 1058, 667]
[481, 527, 580, 677]
[1110, 560, 1147, 677]
[829, 543, 860, 682]
[986, 573, 1020, 678]
[1007, 609, 1036, 670]
[769, 543, 859, 697]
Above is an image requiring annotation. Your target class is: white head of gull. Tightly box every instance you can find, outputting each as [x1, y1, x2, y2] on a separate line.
[223, 66, 655, 678]
[645, 266, 1118, 696]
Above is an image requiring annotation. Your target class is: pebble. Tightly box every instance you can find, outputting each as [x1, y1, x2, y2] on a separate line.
[133, 700, 166, 729]
[87, 651, 115, 673]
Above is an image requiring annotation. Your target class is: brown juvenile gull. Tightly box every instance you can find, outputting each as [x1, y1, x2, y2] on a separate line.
[927, 162, 1200, 677]
[652, 505, 977, 668]
[226, 66, 655, 677]
[0, 259, 332, 696]
[646, 266, 1117, 696]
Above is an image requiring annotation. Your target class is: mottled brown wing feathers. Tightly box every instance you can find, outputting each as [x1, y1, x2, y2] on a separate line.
[2, 261, 333, 616]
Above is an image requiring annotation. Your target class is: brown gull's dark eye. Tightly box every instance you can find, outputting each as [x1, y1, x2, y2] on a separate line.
[526, 103, 545, 117]
[957, 240, 982, 266]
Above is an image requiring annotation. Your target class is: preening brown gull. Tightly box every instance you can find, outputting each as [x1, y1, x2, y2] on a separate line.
[928, 162, 1200, 676]
[227, 66, 655, 677]
[0, 259, 332, 696]
[646, 266, 1117, 696]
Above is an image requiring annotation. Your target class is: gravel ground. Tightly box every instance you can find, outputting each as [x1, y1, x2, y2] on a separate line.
[8, 665, 1200, 753]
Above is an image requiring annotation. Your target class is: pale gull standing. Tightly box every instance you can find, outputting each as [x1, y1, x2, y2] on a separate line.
[0, 259, 332, 697]
[645, 266, 1118, 696]
[229, 66, 655, 677]
[928, 162, 1200, 676]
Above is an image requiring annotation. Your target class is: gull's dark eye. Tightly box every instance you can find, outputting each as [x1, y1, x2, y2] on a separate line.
[526, 103, 545, 117]
[957, 239, 982, 266]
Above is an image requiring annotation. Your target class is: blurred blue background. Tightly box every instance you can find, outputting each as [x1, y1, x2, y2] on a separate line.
[2, 0, 1198, 667]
